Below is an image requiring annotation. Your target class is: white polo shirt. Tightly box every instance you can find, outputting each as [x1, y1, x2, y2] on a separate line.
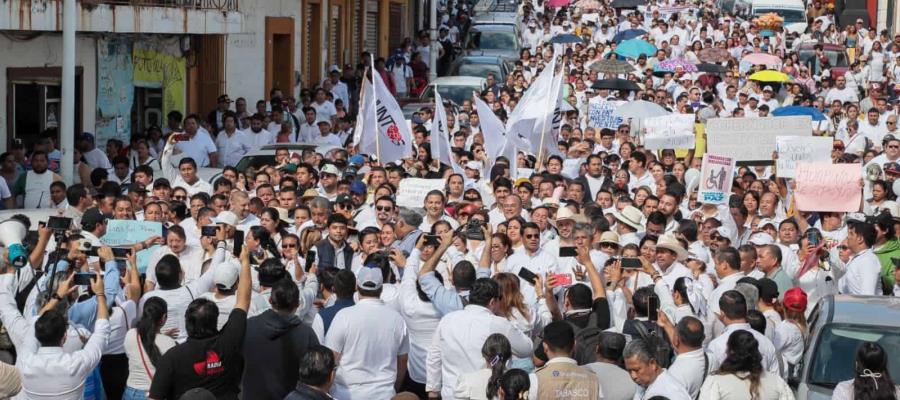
[175, 130, 217, 167]
[215, 129, 253, 167]
[326, 298, 409, 400]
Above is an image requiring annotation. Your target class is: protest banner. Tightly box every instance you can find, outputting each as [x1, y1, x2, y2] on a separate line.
[396, 178, 446, 208]
[698, 154, 736, 204]
[588, 98, 623, 129]
[102, 220, 163, 273]
[794, 163, 861, 212]
[102, 220, 163, 245]
[775, 136, 833, 178]
[706, 116, 812, 164]
[643, 114, 696, 150]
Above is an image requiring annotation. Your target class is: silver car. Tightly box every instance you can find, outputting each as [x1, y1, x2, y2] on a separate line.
[792, 295, 900, 399]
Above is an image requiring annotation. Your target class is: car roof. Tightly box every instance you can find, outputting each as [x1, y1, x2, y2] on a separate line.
[796, 41, 845, 51]
[469, 24, 517, 32]
[429, 76, 488, 86]
[826, 295, 900, 325]
[750, 0, 805, 8]
[473, 13, 517, 24]
[453, 55, 506, 64]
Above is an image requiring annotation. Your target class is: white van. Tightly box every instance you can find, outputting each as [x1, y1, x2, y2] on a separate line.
[727, 0, 808, 35]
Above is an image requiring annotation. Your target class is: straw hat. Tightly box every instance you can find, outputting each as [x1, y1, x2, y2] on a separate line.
[656, 234, 688, 261]
[613, 206, 643, 231]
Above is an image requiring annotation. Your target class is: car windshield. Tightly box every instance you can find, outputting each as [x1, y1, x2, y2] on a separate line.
[422, 85, 481, 105]
[467, 31, 516, 50]
[808, 325, 900, 388]
[457, 63, 502, 78]
[798, 49, 849, 68]
[754, 9, 805, 23]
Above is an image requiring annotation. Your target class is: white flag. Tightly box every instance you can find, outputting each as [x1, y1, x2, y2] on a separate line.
[352, 78, 373, 148]
[357, 70, 413, 164]
[507, 52, 558, 155]
[432, 91, 464, 175]
[474, 94, 517, 180]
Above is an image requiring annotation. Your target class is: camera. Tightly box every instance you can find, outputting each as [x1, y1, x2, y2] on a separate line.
[464, 219, 485, 241]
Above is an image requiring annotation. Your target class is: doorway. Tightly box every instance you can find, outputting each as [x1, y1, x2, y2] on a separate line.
[7, 67, 83, 151]
[265, 17, 295, 99]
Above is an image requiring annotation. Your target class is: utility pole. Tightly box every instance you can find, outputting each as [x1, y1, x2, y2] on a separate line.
[60, 0, 76, 183]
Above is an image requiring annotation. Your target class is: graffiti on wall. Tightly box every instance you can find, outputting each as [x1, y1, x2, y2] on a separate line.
[96, 38, 134, 145]
[133, 41, 186, 122]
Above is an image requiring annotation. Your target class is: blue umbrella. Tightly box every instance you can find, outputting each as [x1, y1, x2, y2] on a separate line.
[613, 28, 647, 43]
[549, 33, 583, 44]
[771, 106, 826, 121]
[614, 39, 656, 59]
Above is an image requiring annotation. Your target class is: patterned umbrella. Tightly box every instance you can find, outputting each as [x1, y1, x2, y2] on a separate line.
[698, 47, 730, 63]
[588, 59, 636, 75]
[575, 0, 602, 11]
[653, 59, 698, 76]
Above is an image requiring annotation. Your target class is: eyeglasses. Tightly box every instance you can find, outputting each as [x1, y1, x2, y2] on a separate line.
[375, 205, 392, 212]
[525, 234, 540, 239]
[282, 243, 297, 248]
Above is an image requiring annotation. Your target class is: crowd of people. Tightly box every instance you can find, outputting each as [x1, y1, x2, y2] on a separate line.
[1, 0, 900, 399]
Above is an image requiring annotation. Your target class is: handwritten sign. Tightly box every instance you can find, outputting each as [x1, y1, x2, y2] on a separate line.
[102, 220, 163, 246]
[698, 154, 736, 204]
[775, 136, 833, 178]
[589, 98, 624, 129]
[396, 178, 446, 208]
[643, 114, 696, 150]
[706, 116, 811, 164]
[795, 163, 862, 212]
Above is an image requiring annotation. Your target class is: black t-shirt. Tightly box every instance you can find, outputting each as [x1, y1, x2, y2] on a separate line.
[149, 308, 248, 400]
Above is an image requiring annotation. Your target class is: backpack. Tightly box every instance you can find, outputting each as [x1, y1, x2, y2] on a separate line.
[632, 320, 675, 368]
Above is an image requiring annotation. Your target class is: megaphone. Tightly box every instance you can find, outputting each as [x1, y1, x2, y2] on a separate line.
[0, 218, 27, 269]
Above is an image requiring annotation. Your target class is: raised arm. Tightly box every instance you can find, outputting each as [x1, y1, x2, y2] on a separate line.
[28, 226, 53, 271]
[479, 224, 493, 269]
[235, 246, 252, 311]
[419, 231, 454, 278]
[577, 247, 607, 300]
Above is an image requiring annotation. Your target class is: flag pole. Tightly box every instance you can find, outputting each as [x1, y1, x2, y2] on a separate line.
[370, 57, 381, 163]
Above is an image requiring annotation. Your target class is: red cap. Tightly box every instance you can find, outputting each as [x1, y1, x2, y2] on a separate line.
[783, 287, 808, 313]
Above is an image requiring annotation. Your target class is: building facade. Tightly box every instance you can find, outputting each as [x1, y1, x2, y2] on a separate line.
[0, 0, 421, 153]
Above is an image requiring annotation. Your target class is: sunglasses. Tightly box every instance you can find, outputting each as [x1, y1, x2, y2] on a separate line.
[600, 243, 618, 249]
[525, 234, 540, 239]
[838, 245, 849, 251]
[711, 235, 727, 241]
[173, 196, 186, 201]
[282, 243, 297, 249]
[376, 205, 393, 212]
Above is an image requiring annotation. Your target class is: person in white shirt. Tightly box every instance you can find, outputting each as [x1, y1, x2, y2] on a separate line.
[0, 264, 110, 400]
[324, 67, 350, 105]
[161, 136, 214, 197]
[312, 121, 343, 147]
[707, 290, 781, 375]
[699, 330, 794, 400]
[77, 132, 113, 170]
[425, 278, 533, 399]
[326, 266, 409, 399]
[244, 113, 275, 150]
[656, 313, 714, 399]
[174, 115, 218, 168]
[297, 107, 320, 143]
[503, 222, 561, 305]
[623, 338, 692, 400]
[311, 88, 337, 123]
[123, 296, 177, 398]
[838, 219, 883, 295]
[215, 112, 253, 167]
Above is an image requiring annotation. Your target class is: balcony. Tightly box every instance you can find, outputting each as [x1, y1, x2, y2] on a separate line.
[0, 0, 244, 35]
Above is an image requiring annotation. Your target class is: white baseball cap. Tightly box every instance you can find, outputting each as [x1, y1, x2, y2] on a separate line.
[748, 232, 775, 246]
[214, 265, 239, 289]
[357, 267, 384, 290]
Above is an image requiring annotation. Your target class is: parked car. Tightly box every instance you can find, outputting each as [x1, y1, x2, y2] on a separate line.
[420, 76, 487, 106]
[472, 12, 518, 27]
[792, 295, 900, 400]
[462, 24, 521, 61]
[197, 143, 341, 183]
[796, 42, 850, 78]
[447, 55, 512, 82]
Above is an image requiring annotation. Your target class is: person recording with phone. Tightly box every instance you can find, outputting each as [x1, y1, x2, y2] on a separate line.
[418, 230, 488, 316]
[0, 253, 110, 400]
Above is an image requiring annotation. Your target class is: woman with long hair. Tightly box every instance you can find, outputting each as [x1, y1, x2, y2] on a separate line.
[833, 342, 900, 399]
[260, 207, 290, 246]
[247, 225, 280, 265]
[480, 233, 513, 275]
[699, 330, 793, 400]
[493, 273, 551, 372]
[454, 334, 512, 400]
[123, 297, 176, 399]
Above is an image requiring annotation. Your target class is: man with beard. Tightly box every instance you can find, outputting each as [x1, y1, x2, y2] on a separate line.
[13, 150, 61, 208]
[245, 113, 275, 150]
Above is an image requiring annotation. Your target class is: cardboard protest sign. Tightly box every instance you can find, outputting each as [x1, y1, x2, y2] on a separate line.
[706, 116, 811, 164]
[775, 136, 833, 178]
[698, 154, 736, 204]
[794, 163, 861, 212]
[396, 178, 446, 208]
[643, 114, 696, 150]
[102, 220, 163, 273]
